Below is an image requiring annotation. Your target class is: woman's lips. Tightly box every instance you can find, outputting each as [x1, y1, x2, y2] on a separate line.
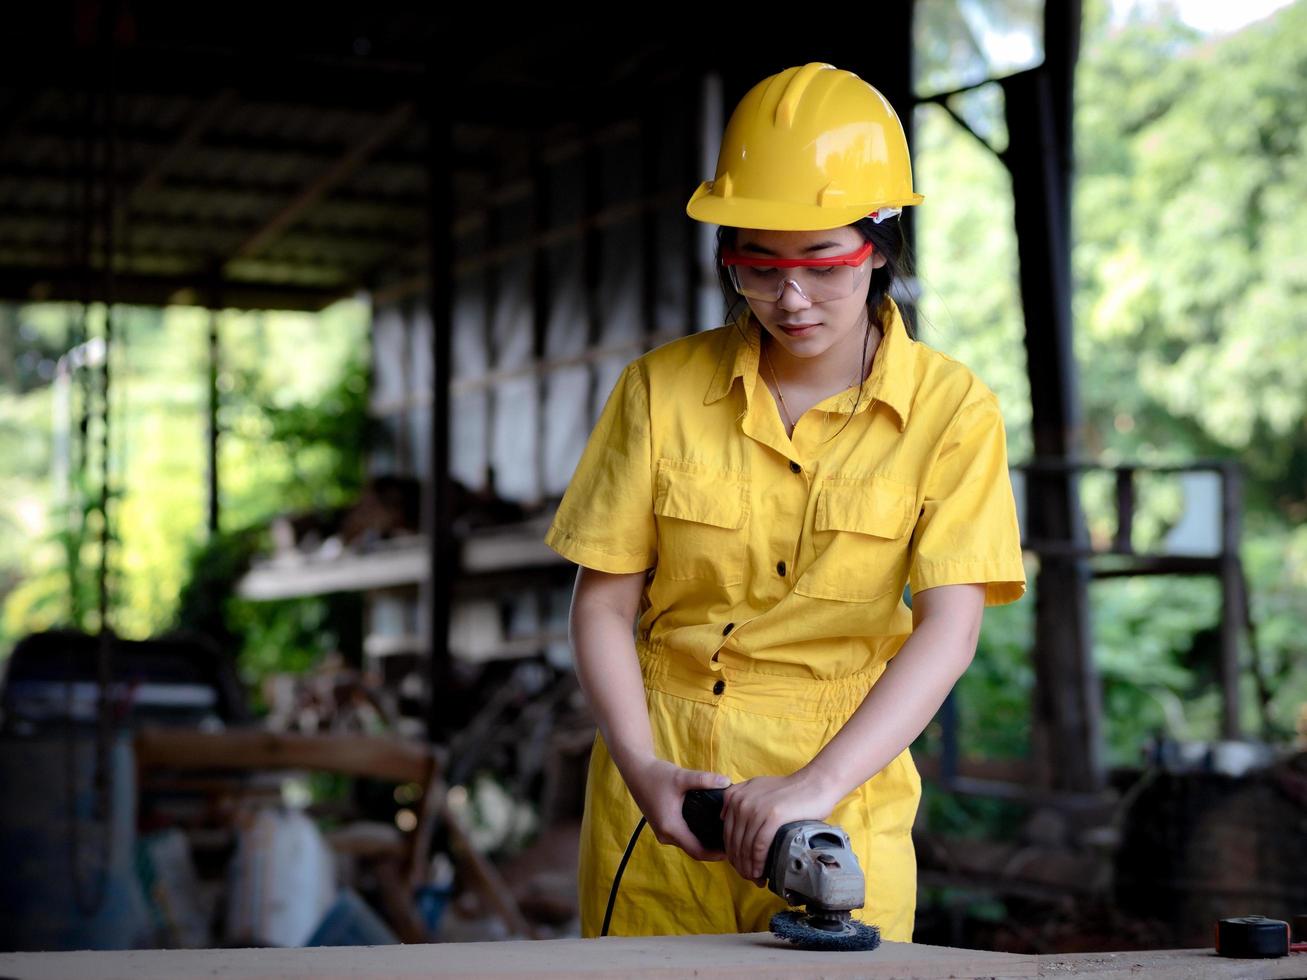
[778, 322, 820, 336]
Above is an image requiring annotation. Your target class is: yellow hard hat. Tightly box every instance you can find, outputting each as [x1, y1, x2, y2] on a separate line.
[686, 62, 923, 231]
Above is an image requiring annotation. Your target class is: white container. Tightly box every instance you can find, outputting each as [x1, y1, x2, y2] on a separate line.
[225, 807, 336, 947]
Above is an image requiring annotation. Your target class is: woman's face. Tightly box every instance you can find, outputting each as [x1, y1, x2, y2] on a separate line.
[732, 225, 885, 366]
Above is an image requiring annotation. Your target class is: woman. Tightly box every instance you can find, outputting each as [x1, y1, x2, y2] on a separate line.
[543, 62, 1026, 942]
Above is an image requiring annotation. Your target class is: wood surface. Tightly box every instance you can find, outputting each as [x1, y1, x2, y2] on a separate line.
[6, 936, 1300, 979]
[0, 934, 1036, 979]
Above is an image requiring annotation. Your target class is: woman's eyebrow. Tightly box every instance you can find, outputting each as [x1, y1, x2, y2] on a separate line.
[738, 240, 846, 255]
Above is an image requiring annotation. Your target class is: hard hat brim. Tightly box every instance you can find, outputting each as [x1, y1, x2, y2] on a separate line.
[685, 181, 923, 231]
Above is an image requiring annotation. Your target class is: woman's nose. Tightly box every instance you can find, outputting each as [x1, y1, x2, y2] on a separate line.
[775, 279, 811, 309]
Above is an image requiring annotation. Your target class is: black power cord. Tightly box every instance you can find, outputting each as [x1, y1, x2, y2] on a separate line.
[599, 816, 647, 937]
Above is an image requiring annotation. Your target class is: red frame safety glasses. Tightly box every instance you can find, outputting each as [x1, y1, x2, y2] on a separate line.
[721, 240, 875, 303]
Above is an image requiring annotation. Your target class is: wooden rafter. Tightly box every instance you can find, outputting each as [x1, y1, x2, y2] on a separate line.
[125, 87, 237, 206]
[228, 101, 415, 262]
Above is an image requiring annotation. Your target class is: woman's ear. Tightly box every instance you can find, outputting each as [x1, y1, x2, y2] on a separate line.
[870, 251, 888, 270]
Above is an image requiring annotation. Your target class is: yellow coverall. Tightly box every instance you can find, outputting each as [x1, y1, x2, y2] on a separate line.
[543, 299, 1026, 941]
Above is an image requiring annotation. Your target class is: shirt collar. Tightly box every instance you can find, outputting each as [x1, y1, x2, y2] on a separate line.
[703, 298, 916, 431]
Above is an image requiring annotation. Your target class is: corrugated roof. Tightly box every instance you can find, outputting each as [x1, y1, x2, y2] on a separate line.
[0, 5, 717, 310]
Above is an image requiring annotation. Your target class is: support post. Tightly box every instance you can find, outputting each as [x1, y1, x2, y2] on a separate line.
[206, 298, 220, 537]
[424, 63, 455, 743]
[1001, 0, 1103, 793]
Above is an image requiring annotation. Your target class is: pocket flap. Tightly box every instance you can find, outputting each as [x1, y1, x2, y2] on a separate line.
[816, 477, 916, 539]
[654, 461, 748, 529]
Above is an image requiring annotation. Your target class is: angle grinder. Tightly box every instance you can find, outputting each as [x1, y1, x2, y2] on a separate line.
[682, 787, 881, 952]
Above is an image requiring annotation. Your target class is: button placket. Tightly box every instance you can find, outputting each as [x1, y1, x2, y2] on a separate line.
[711, 621, 734, 692]
[710, 616, 754, 667]
[776, 454, 810, 587]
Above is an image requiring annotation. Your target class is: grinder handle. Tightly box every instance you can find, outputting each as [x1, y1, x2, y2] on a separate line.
[681, 787, 726, 852]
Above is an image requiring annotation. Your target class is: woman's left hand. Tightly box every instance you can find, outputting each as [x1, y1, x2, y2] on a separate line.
[720, 772, 840, 885]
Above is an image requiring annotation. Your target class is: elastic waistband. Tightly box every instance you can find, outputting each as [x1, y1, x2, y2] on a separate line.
[636, 641, 885, 722]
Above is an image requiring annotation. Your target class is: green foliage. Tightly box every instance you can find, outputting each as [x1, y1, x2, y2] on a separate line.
[226, 594, 360, 707]
[919, 781, 1029, 842]
[0, 299, 369, 683]
[173, 526, 265, 652]
[1070, 0, 1307, 758]
[915, 0, 1307, 775]
[915, 100, 1033, 461]
[1242, 521, 1307, 735]
[218, 307, 371, 529]
[170, 329, 370, 697]
[956, 600, 1035, 759]
[172, 523, 365, 705]
[1091, 577, 1225, 762]
[1076, 1, 1307, 500]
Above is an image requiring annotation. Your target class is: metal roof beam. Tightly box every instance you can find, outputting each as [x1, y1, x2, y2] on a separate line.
[0, 167, 430, 211]
[20, 117, 429, 170]
[0, 204, 419, 251]
[0, 266, 352, 311]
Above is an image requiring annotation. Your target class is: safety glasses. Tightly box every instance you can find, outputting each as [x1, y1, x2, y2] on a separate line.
[720, 240, 875, 303]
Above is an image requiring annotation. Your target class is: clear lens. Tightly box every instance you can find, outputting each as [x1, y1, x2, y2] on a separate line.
[728, 262, 868, 302]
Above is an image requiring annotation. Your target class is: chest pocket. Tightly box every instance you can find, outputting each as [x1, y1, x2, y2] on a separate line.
[794, 475, 918, 603]
[653, 459, 749, 586]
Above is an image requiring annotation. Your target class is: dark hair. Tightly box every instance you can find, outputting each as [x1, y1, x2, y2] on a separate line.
[711, 215, 916, 439]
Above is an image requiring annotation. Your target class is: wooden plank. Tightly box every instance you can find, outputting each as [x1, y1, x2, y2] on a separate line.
[0, 934, 1038, 979]
[1039, 947, 1307, 978]
[135, 729, 434, 785]
[126, 88, 237, 206]
[7, 941, 1307, 979]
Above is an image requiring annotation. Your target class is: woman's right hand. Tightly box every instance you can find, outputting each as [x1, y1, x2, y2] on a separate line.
[624, 757, 731, 862]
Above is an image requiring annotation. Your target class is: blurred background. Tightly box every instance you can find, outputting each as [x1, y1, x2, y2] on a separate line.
[0, 0, 1304, 958]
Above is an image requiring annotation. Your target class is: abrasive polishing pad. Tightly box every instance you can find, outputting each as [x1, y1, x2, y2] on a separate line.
[769, 910, 882, 952]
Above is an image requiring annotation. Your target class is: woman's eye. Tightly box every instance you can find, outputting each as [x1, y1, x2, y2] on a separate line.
[810, 267, 836, 276]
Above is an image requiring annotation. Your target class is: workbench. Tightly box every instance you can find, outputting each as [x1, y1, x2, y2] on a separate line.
[1, 934, 1303, 979]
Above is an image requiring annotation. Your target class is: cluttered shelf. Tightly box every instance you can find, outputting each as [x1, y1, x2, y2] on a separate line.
[235, 513, 568, 603]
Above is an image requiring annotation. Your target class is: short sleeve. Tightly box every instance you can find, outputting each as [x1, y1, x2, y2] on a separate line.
[909, 394, 1026, 606]
[543, 361, 657, 574]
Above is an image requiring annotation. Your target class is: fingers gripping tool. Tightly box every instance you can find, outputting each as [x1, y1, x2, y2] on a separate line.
[682, 787, 881, 952]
